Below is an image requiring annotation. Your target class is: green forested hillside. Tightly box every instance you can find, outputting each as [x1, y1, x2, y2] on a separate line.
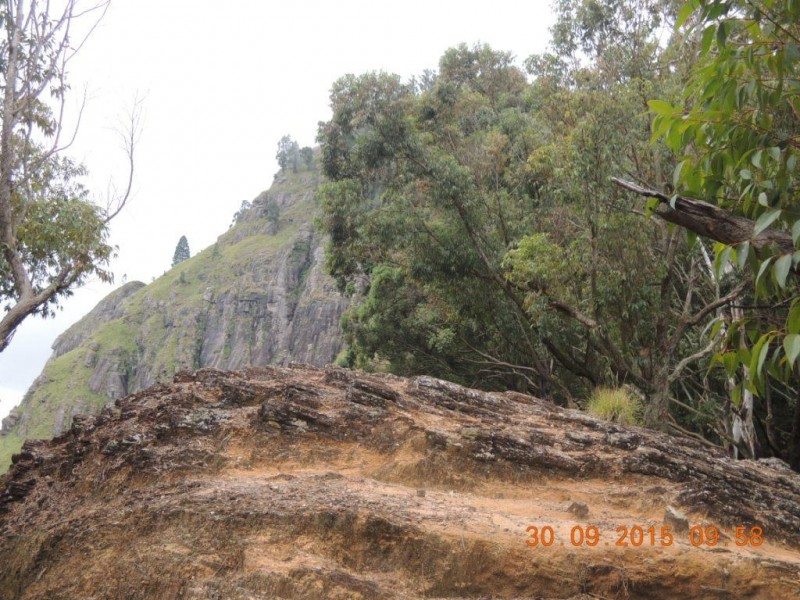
[0, 164, 347, 472]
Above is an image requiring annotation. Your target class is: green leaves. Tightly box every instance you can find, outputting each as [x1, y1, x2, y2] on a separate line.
[676, 0, 698, 28]
[791, 221, 800, 247]
[714, 245, 733, 280]
[735, 241, 750, 270]
[768, 146, 781, 162]
[788, 301, 800, 335]
[672, 161, 685, 188]
[716, 20, 727, 46]
[752, 209, 781, 237]
[783, 334, 800, 368]
[774, 254, 793, 289]
[647, 99, 676, 116]
[700, 24, 717, 54]
[2, 151, 112, 314]
[659, 0, 800, 406]
[775, 254, 792, 289]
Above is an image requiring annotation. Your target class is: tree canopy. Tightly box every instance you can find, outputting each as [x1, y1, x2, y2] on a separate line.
[276, 135, 300, 173]
[315, 1, 800, 470]
[172, 235, 191, 267]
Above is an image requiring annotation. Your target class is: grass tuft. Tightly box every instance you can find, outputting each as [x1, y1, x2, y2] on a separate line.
[585, 387, 641, 426]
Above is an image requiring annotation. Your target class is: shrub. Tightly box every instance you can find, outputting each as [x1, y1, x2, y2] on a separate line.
[585, 387, 641, 426]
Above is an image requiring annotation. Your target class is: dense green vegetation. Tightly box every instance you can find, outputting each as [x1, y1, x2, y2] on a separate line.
[316, 0, 800, 467]
[650, 0, 800, 467]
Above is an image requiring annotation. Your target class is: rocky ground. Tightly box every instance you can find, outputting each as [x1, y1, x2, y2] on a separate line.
[1, 365, 799, 599]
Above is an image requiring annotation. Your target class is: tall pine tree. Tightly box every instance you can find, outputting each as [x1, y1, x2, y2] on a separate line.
[172, 236, 190, 267]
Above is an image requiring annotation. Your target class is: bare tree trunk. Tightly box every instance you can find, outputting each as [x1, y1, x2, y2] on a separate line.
[644, 386, 670, 429]
[729, 308, 761, 459]
[764, 380, 783, 456]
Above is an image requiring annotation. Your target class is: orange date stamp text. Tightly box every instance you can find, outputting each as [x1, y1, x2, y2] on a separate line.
[525, 524, 764, 548]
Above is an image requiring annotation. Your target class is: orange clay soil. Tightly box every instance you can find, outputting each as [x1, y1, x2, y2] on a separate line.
[1, 365, 799, 599]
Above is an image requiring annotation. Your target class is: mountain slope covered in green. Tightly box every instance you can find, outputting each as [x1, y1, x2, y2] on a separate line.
[0, 165, 347, 471]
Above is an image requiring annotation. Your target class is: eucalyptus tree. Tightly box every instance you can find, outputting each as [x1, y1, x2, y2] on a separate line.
[317, 1, 751, 453]
[515, 0, 744, 431]
[618, 0, 800, 467]
[276, 135, 300, 173]
[317, 53, 548, 391]
[0, 0, 136, 352]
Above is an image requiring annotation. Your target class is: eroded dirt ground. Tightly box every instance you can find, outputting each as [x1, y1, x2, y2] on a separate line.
[2, 365, 799, 599]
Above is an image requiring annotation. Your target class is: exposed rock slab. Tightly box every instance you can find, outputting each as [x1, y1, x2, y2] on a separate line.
[1, 366, 799, 599]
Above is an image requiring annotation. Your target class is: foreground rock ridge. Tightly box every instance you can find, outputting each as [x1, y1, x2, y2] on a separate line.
[1, 365, 798, 599]
[0, 166, 348, 470]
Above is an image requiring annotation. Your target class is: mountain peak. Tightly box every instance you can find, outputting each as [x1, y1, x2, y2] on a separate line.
[0, 167, 347, 472]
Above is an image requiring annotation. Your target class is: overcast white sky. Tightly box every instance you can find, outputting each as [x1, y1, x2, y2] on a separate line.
[0, 0, 555, 420]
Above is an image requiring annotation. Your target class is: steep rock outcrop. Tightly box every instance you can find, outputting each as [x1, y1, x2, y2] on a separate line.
[0, 167, 348, 471]
[1, 365, 799, 599]
[49, 281, 147, 359]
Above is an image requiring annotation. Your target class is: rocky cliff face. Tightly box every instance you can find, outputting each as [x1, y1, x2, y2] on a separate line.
[0, 167, 348, 471]
[1, 365, 799, 599]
